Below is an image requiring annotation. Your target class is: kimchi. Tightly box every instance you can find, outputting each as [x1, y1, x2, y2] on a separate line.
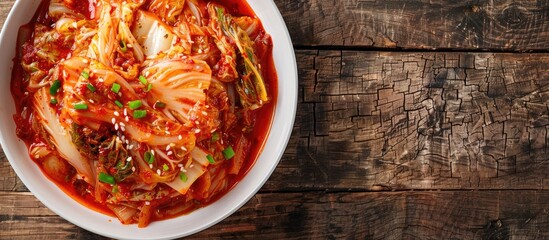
[11, 0, 276, 227]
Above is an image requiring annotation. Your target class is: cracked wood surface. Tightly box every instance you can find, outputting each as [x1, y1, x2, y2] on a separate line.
[3, 0, 549, 239]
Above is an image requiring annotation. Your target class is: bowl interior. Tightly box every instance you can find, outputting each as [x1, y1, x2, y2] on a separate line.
[0, 0, 297, 239]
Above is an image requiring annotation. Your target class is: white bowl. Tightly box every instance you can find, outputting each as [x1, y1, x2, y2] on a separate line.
[0, 1, 297, 239]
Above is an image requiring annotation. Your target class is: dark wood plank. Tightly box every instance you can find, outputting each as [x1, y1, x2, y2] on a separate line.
[275, 0, 549, 50]
[263, 50, 549, 191]
[3, 190, 549, 239]
[5, 50, 549, 191]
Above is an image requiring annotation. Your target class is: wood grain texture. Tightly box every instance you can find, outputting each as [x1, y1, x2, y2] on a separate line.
[275, 0, 549, 50]
[266, 50, 549, 191]
[3, 190, 549, 239]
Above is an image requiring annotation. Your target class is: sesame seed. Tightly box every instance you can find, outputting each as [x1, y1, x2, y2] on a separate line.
[167, 151, 173, 156]
[151, 151, 155, 156]
[145, 71, 150, 77]
[156, 169, 161, 175]
[178, 135, 182, 140]
[124, 108, 127, 116]
[166, 145, 171, 151]
[125, 140, 129, 145]
[165, 131, 170, 134]
[83, 59, 89, 63]
[149, 164, 153, 168]
[190, 164, 194, 168]
[24, 92, 29, 95]
[89, 99, 95, 103]
[121, 126, 126, 132]
[119, 122, 125, 127]
[98, 77, 104, 82]
[198, 82, 202, 89]
[131, 167, 135, 171]
[126, 156, 132, 162]
[114, 111, 120, 116]
[127, 43, 133, 48]
[194, 121, 200, 125]
[115, 123, 119, 130]
[178, 164, 183, 168]
[202, 111, 208, 116]
[181, 146, 187, 151]
[145, 201, 150, 206]
[195, 129, 201, 134]
[128, 144, 133, 149]
[170, 143, 176, 147]
[125, 116, 129, 122]
[111, 118, 116, 124]
[210, 129, 217, 133]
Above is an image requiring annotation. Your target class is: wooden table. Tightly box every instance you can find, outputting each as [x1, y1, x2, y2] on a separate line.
[4, 0, 549, 239]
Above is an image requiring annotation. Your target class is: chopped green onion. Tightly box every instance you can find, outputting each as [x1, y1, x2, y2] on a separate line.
[206, 155, 215, 164]
[133, 110, 147, 119]
[146, 83, 153, 92]
[81, 71, 90, 79]
[119, 40, 127, 53]
[99, 172, 115, 185]
[163, 164, 169, 171]
[180, 172, 188, 182]
[138, 75, 148, 85]
[222, 146, 235, 160]
[144, 151, 155, 164]
[87, 83, 96, 92]
[112, 185, 119, 193]
[211, 132, 220, 142]
[74, 102, 88, 110]
[114, 100, 123, 108]
[111, 83, 121, 93]
[128, 100, 142, 110]
[50, 98, 58, 105]
[50, 80, 61, 95]
[155, 101, 166, 109]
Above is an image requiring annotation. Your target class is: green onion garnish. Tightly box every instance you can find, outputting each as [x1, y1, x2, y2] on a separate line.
[50, 80, 61, 95]
[99, 172, 115, 185]
[222, 146, 235, 160]
[120, 40, 127, 53]
[81, 71, 90, 79]
[114, 100, 123, 108]
[111, 83, 121, 93]
[211, 132, 220, 142]
[155, 101, 166, 109]
[87, 83, 96, 92]
[163, 164, 169, 171]
[74, 102, 88, 110]
[50, 98, 58, 105]
[133, 110, 147, 119]
[180, 172, 188, 182]
[138, 75, 148, 85]
[128, 100, 142, 110]
[146, 83, 153, 92]
[144, 151, 155, 164]
[206, 155, 215, 164]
